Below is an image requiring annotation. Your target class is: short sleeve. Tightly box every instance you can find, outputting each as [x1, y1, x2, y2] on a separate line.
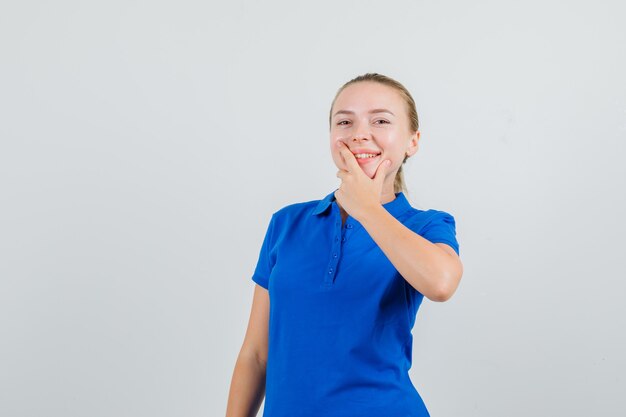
[419, 210, 460, 256]
[250, 213, 277, 289]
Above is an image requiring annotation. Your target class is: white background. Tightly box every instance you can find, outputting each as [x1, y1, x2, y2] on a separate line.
[1, 0, 625, 416]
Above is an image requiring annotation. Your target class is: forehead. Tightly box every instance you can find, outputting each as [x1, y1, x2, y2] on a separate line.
[333, 81, 404, 112]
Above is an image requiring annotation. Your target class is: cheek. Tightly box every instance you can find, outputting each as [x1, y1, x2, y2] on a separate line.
[330, 141, 345, 160]
[330, 149, 342, 166]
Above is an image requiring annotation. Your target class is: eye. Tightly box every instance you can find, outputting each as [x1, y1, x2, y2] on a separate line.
[375, 119, 390, 125]
[337, 120, 350, 126]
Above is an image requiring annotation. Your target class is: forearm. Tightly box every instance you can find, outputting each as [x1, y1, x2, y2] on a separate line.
[359, 205, 462, 302]
[225, 351, 266, 417]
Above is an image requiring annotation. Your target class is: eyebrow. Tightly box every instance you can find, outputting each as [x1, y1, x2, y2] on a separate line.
[333, 108, 395, 118]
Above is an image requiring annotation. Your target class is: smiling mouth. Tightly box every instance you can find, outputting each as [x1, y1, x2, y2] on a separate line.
[354, 153, 381, 164]
[353, 152, 381, 159]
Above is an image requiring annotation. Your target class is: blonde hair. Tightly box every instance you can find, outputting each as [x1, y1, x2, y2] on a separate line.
[329, 73, 419, 195]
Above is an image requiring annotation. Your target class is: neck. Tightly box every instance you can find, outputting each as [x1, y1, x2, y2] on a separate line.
[380, 178, 397, 204]
[336, 177, 398, 214]
[337, 189, 397, 216]
[380, 189, 397, 205]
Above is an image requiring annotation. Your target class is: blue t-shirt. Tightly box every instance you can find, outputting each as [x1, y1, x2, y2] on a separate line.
[251, 188, 460, 417]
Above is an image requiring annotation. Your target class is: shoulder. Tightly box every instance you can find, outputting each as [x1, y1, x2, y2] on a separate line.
[403, 206, 460, 255]
[402, 207, 458, 232]
[269, 196, 326, 226]
[261, 197, 326, 246]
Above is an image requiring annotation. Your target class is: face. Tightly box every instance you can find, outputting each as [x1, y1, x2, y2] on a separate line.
[330, 81, 420, 192]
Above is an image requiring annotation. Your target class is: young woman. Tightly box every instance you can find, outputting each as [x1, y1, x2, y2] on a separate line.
[226, 73, 464, 417]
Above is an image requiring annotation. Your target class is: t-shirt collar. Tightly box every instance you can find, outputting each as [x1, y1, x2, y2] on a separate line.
[311, 188, 411, 218]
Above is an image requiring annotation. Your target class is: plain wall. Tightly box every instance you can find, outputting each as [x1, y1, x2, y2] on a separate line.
[1, 0, 625, 416]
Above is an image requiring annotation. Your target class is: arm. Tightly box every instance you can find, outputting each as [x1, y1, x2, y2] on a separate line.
[360, 205, 464, 302]
[226, 284, 270, 417]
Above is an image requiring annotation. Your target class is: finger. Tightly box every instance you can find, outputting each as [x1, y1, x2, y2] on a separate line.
[373, 159, 391, 185]
[337, 142, 361, 173]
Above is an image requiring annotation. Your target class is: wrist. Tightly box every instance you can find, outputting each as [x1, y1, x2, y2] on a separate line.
[358, 203, 387, 228]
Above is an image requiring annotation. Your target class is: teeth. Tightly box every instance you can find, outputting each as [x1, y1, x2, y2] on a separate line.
[355, 153, 379, 159]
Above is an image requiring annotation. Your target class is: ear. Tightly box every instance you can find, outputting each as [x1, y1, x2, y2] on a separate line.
[406, 130, 420, 158]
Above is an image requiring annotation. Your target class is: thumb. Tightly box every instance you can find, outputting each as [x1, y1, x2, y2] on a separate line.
[374, 159, 391, 184]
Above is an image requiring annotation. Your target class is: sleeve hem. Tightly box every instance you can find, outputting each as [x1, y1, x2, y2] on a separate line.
[429, 240, 460, 256]
[251, 274, 269, 289]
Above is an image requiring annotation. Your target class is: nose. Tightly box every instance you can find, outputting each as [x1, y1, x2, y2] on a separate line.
[351, 131, 370, 142]
[350, 120, 371, 142]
